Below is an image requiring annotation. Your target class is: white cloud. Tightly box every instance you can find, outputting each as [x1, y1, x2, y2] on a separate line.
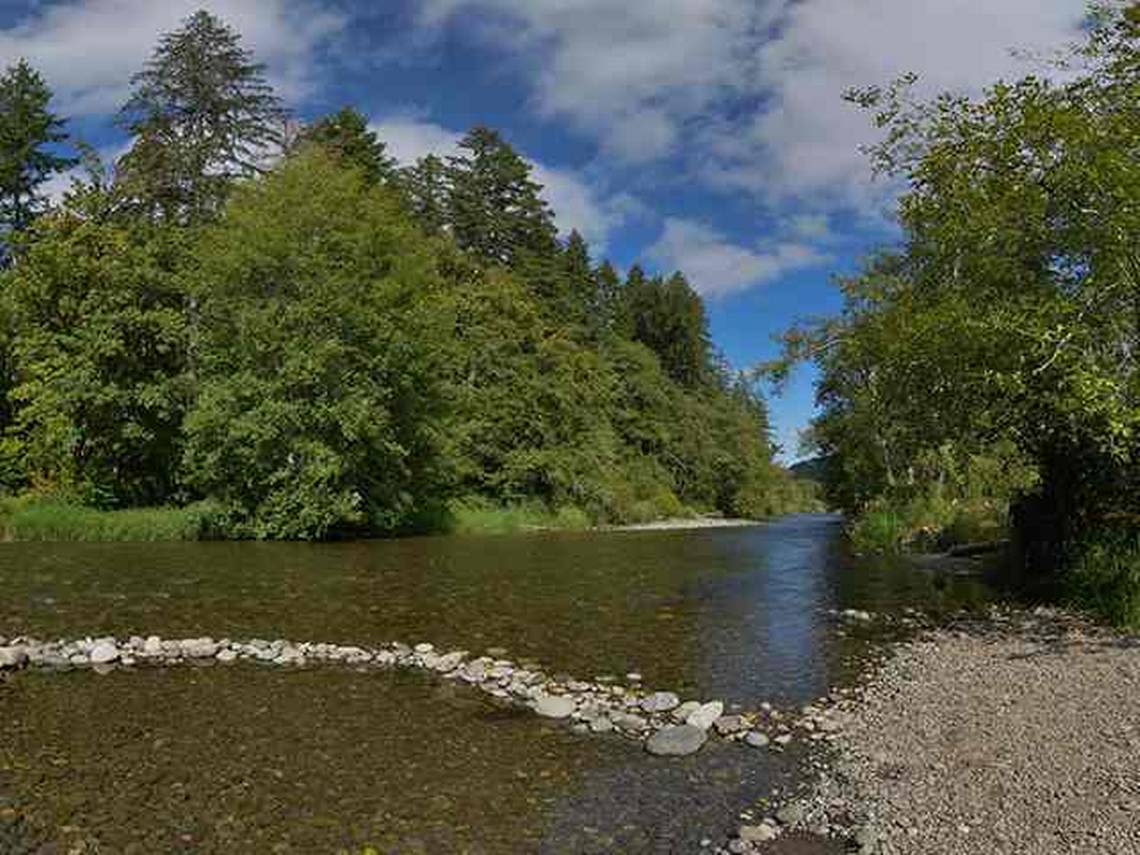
[413, 0, 1086, 210]
[372, 117, 636, 252]
[647, 217, 829, 298]
[0, 0, 345, 115]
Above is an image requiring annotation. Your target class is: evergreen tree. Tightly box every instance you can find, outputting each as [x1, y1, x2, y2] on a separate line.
[0, 60, 73, 248]
[594, 260, 625, 335]
[296, 107, 396, 185]
[446, 126, 557, 266]
[401, 154, 449, 235]
[625, 269, 711, 387]
[116, 10, 285, 222]
[560, 229, 594, 324]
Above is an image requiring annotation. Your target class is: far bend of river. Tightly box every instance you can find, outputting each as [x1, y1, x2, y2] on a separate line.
[0, 514, 1008, 853]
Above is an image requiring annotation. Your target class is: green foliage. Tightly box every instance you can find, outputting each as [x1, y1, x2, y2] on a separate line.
[1066, 528, 1140, 628]
[3, 189, 191, 506]
[182, 149, 448, 539]
[446, 496, 591, 535]
[788, 4, 1140, 570]
[0, 59, 74, 245]
[0, 495, 217, 542]
[116, 10, 285, 222]
[295, 107, 396, 186]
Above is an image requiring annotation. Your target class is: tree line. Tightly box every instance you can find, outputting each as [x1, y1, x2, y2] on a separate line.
[0, 10, 816, 539]
[781, 3, 1139, 622]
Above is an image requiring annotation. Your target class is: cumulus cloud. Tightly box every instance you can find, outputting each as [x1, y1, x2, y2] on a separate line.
[372, 116, 636, 252]
[413, 0, 1086, 209]
[0, 0, 345, 115]
[647, 217, 829, 298]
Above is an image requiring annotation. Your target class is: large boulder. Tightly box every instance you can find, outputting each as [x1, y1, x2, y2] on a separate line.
[0, 646, 29, 669]
[534, 695, 576, 719]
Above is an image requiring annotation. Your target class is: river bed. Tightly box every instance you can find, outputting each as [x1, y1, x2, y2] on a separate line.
[0, 514, 1006, 852]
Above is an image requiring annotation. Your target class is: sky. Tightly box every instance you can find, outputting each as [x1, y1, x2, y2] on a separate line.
[0, 0, 1092, 461]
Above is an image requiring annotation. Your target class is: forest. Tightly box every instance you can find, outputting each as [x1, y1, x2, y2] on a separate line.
[783, 3, 1140, 624]
[0, 10, 817, 541]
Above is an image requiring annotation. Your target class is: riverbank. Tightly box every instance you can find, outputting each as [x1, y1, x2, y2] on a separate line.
[772, 608, 1140, 854]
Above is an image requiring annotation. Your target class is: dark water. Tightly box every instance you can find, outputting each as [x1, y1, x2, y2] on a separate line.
[0, 514, 1002, 853]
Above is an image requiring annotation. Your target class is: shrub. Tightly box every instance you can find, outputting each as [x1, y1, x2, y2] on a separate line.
[1066, 529, 1140, 629]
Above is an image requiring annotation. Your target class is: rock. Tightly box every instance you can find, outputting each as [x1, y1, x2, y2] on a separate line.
[143, 636, 163, 656]
[89, 641, 119, 665]
[640, 691, 681, 713]
[686, 701, 724, 731]
[744, 731, 770, 748]
[181, 638, 218, 659]
[776, 804, 806, 826]
[414, 642, 434, 654]
[589, 717, 615, 733]
[714, 715, 748, 735]
[435, 651, 466, 672]
[774, 733, 793, 746]
[626, 672, 642, 682]
[0, 646, 29, 669]
[739, 823, 778, 843]
[216, 649, 238, 664]
[645, 724, 707, 756]
[611, 711, 649, 732]
[535, 695, 577, 719]
[673, 701, 702, 721]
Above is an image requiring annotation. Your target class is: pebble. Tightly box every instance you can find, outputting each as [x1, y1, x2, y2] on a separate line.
[744, 731, 770, 748]
[89, 641, 119, 665]
[645, 724, 707, 756]
[640, 691, 681, 713]
[687, 701, 725, 731]
[534, 695, 577, 719]
[738, 823, 778, 843]
[714, 715, 748, 735]
[0, 646, 29, 669]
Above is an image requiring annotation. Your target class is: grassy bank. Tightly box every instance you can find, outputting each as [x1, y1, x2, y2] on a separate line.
[0, 497, 218, 542]
[848, 496, 1008, 555]
[1066, 529, 1140, 630]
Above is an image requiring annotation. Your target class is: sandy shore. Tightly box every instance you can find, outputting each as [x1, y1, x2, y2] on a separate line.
[780, 609, 1140, 854]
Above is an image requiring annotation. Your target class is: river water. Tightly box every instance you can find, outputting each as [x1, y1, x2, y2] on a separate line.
[0, 514, 1003, 853]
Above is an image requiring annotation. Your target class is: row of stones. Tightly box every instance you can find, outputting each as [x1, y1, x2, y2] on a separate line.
[0, 633, 814, 757]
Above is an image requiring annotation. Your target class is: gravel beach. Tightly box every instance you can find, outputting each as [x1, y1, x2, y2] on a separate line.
[790, 610, 1140, 854]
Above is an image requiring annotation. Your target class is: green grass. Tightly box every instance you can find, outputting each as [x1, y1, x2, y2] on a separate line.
[849, 496, 1008, 554]
[0, 497, 219, 542]
[1066, 529, 1140, 629]
[446, 498, 593, 535]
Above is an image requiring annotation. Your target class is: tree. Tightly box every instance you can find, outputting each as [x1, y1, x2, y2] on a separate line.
[446, 126, 557, 267]
[183, 150, 449, 539]
[295, 107, 396, 185]
[3, 187, 192, 506]
[625, 269, 712, 387]
[401, 154, 449, 235]
[0, 60, 73, 249]
[116, 10, 285, 222]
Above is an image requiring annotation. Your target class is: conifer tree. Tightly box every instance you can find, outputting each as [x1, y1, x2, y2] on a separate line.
[296, 107, 396, 185]
[0, 60, 73, 246]
[401, 154, 449, 235]
[116, 10, 285, 222]
[446, 126, 557, 266]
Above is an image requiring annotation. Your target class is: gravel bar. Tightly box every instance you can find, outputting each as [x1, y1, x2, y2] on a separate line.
[790, 609, 1140, 854]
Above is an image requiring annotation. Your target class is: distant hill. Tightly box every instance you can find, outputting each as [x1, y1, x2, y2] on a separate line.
[789, 457, 827, 482]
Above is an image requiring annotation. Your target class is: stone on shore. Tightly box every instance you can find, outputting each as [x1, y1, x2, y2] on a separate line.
[739, 823, 778, 843]
[646, 724, 707, 756]
[673, 700, 702, 721]
[744, 731, 770, 748]
[0, 646, 29, 669]
[714, 714, 747, 735]
[534, 695, 577, 719]
[181, 638, 218, 659]
[89, 641, 120, 665]
[686, 701, 724, 731]
[640, 691, 680, 713]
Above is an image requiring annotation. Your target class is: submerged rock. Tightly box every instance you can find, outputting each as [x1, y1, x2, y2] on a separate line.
[646, 724, 707, 756]
[0, 646, 29, 669]
[744, 731, 770, 748]
[714, 714, 747, 735]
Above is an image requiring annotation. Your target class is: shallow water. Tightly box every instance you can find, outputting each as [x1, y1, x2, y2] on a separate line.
[0, 514, 1003, 852]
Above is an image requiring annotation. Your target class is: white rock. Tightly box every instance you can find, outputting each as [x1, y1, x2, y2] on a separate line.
[640, 691, 681, 713]
[0, 646, 29, 669]
[89, 641, 120, 665]
[673, 701, 702, 721]
[745, 731, 770, 748]
[414, 642, 434, 654]
[535, 695, 577, 719]
[181, 638, 218, 658]
[686, 701, 724, 731]
[739, 823, 778, 843]
[216, 649, 238, 664]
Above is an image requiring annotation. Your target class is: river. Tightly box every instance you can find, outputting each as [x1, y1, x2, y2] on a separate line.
[0, 514, 1002, 852]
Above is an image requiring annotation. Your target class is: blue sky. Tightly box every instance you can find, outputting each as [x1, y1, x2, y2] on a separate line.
[0, 0, 1090, 461]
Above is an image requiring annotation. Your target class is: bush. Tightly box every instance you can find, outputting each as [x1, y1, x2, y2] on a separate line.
[1066, 529, 1140, 629]
[445, 497, 591, 535]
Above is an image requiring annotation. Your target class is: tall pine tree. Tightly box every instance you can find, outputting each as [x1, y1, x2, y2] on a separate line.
[116, 10, 285, 222]
[0, 60, 73, 249]
[446, 126, 557, 267]
[296, 107, 396, 186]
